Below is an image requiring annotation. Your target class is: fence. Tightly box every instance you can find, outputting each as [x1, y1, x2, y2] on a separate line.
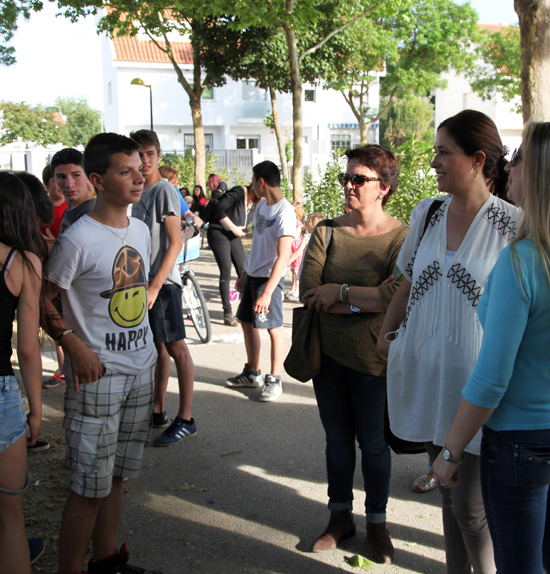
[166, 149, 254, 169]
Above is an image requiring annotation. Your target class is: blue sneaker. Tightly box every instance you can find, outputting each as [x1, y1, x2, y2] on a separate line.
[154, 417, 197, 447]
[28, 537, 45, 565]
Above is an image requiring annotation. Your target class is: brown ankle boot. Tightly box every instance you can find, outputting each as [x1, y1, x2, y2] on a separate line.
[224, 313, 239, 326]
[367, 521, 394, 564]
[312, 509, 356, 552]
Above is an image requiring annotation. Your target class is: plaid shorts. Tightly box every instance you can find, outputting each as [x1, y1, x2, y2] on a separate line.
[62, 365, 155, 498]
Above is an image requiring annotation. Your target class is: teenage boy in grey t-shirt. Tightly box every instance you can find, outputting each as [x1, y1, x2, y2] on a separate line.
[44, 133, 160, 574]
[130, 129, 196, 446]
[227, 160, 295, 401]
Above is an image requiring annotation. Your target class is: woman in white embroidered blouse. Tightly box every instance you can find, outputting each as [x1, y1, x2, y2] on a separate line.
[378, 110, 520, 574]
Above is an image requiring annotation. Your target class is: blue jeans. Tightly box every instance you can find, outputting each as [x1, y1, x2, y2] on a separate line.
[481, 426, 550, 574]
[313, 354, 391, 523]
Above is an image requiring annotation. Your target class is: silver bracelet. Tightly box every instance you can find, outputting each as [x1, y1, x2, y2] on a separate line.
[340, 283, 349, 303]
[56, 329, 74, 343]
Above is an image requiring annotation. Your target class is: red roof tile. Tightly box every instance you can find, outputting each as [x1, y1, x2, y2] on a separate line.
[478, 23, 516, 32]
[113, 36, 193, 64]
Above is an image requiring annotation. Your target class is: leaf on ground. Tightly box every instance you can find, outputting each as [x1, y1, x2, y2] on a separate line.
[146, 461, 154, 468]
[417, 514, 427, 519]
[344, 554, 374, 570]
[405, 541, 418, 546]
[177, 483, 195, 491]
[198, 488, 208, 492]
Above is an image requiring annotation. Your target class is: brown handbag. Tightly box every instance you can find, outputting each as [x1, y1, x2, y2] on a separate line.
[284, 221, 334, 383]
[284, 306, 321, 382]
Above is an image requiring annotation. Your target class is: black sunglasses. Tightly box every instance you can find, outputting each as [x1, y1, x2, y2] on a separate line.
[510, 148, 522, 167]
[338, 173, 381, 187]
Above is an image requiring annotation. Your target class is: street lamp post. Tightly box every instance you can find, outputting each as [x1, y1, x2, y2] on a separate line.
[130, 78, 153, 130]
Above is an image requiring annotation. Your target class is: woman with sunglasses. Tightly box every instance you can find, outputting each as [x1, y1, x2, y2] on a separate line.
[299, 145, 408, 563]
[432, 123, 550, 574]
[378, 110, 521, 574]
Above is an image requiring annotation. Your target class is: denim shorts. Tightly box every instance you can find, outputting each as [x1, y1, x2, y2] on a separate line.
[0, 376, 28, 455]
[236, 274, 284, 329]
[148, 283, 186, 344]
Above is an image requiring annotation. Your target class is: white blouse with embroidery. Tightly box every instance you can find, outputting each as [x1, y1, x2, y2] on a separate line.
[387, 195, 521, 455]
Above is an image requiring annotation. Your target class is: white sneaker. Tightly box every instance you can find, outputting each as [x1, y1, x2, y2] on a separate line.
[260, 375, 283, 402]
[226, 364, 264, 388]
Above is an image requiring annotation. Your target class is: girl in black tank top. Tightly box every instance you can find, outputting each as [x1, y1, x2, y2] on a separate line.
[0, 172, 47, 573]
[0, 248, 20, 376]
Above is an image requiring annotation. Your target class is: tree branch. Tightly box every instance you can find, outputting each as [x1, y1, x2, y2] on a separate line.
[298, 1, 384, 66]
[366, 85, 399, 125]
[136, 13, 193, 98]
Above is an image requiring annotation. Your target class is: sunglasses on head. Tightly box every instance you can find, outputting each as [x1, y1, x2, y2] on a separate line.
[510, 148, 522, 167]
[338, 173, 381, 187]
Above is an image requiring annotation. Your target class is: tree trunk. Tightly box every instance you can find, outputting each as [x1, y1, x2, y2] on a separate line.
[282, 21, 303, 202]
[190, 93, 206, 190]
[359, 82, 367, 145]
[191, 21, 206, 190]
[515, 0, 550, 121]
[269, 86, 289, 181]
[136, 19, 207, 188]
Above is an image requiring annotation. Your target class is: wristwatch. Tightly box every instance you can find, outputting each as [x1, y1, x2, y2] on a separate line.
[442, 445, 463, 465]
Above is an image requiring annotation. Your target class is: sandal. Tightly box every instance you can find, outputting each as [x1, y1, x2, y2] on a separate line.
[43, 369, 65, 389]
[413, 473, 437, 493]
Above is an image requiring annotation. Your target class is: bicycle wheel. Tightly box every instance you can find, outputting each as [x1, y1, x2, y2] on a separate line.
[181, 271, 212, 343]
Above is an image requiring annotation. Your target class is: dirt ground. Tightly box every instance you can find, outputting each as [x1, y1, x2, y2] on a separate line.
[17, 248, 446, 574]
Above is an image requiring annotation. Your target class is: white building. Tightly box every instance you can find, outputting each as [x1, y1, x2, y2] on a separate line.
[434, 24, 522, 154]
[101, 33, 381, 180]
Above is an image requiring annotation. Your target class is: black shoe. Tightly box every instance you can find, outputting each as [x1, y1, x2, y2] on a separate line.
[88, 542, 163, 574]
[151, 411, 169, 429]
[28, 537, 45, 565]
[27, 440, 50, 453]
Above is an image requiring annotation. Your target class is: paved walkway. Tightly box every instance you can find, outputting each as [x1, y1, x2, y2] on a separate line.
[26, 249, 446, 574]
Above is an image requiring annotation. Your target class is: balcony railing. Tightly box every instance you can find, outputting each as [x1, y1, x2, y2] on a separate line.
[212, 150, 254, 168]
[238, 101, 270, 118]
[165, 149, 254, 169]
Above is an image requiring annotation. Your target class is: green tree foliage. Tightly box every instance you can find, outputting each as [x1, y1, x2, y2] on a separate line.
[160, 151, 216, 191]
[303, 151, 346, 219]
[302, 141, 441, 223]
[204, 0, 400, 201]
[0, 0, 43, 66]
[53, 96, 102, 147]
[0, 100, 65, 146]
[323, 0, 478, 143]
[57, 0, 238, 190]
[385, 138, 441, 224]
[468, 25, 521, 113]
[379, 97, 434, 149]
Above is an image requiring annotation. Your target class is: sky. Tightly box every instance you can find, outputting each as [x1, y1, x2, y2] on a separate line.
[0, 0, 519, 115]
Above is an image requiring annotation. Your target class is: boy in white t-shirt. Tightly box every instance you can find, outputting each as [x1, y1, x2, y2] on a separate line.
[44, 133, 161, 574]
[226, 161, 295, 401]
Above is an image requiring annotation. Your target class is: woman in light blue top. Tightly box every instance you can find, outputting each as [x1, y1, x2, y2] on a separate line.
[434, 122, 550, 574]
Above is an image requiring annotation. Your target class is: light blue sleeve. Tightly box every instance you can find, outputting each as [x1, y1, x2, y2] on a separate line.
[175, 186, 189, 216]
[462, 246, 531, 409]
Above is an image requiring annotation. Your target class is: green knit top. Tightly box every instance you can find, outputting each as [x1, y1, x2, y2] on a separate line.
[299, 219, 409, 376]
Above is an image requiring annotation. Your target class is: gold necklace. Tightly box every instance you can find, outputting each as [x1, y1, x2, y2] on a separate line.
[92, 216, 130, 245]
